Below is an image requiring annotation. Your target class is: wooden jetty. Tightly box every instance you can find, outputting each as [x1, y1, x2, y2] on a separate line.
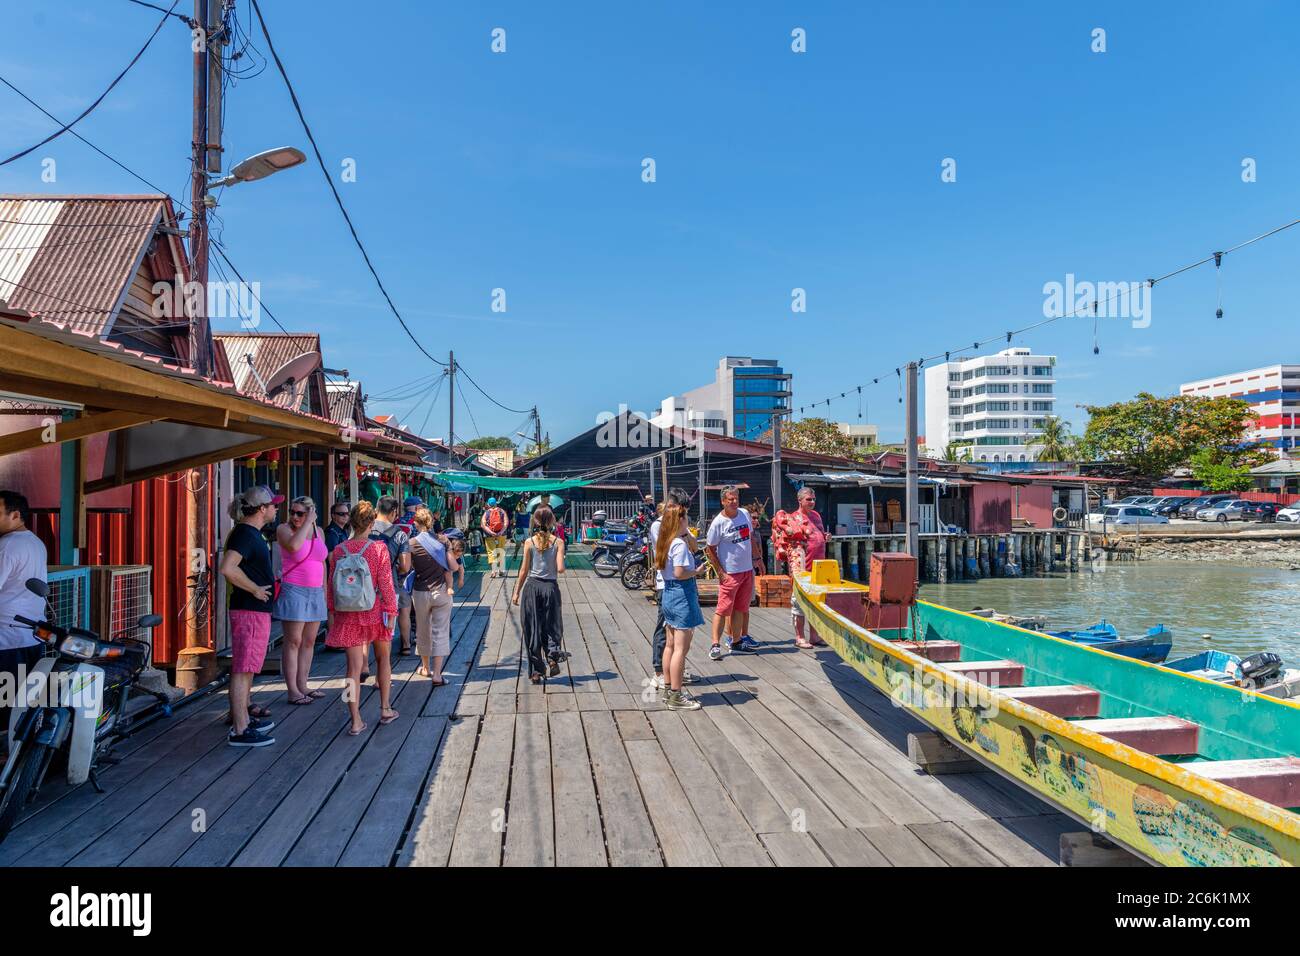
[0, 568, 1081, 867]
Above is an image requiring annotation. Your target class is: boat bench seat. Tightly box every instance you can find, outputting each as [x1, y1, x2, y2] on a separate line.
[1004, 685, 1101, 719]
[1187, 757, 1300, 807]
[945, 659, 1025, 688]
[1074, 716, 1200, 756]
[892, 640, 962, 663]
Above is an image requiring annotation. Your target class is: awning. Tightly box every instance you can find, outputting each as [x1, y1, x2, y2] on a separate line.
[786, 471, 968, 488]
[431, 472, 595, 494]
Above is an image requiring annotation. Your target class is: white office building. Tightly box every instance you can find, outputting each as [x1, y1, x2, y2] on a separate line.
[924, 348, 1057, 463]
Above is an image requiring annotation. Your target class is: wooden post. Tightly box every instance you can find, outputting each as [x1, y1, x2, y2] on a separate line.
[937, 537, 948, 583]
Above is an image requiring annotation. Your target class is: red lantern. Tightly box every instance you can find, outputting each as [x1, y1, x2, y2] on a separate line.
[454, 495, 463, 511]
[267, 449, 281, 463]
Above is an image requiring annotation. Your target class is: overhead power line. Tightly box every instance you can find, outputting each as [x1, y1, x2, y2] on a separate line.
[456, 362, 533, 415]
[248, 0, 446, 368]
[0, 0, 181, 167]
[792, 213, 1300, 419]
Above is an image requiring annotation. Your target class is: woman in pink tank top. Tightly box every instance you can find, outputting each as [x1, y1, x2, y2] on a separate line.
[275, 495, 329, 705]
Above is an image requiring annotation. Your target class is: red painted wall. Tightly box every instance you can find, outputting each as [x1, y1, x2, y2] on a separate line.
[968, 482, 1011, 533]
[1155, 487, 1300, 505]
[1011, 483, 1054, 528]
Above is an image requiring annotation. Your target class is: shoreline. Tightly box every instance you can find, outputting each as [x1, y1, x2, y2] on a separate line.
[1132, 537, 1300, 569]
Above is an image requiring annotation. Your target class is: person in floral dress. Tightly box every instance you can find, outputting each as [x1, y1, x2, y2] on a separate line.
[772, 487, 829, 649]
[326, 500, 399, 735]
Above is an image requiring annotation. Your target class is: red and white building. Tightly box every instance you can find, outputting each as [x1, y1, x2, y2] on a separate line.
[1180, 365, 1300, 451]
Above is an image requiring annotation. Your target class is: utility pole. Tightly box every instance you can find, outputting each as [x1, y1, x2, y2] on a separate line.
[770, 410, 782, 574]
[905, 360, 920, 569]
[447, 350, 456, 464]
[532, 405, 542, 453]
[697, 436, 707, 526]
[182, 0, 219, 679]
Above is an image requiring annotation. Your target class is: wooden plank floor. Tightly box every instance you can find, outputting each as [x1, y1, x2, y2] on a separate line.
[3, 565, 1074, 867]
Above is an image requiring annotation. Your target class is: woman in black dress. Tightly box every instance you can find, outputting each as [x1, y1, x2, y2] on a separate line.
[512, 506, 566, 683]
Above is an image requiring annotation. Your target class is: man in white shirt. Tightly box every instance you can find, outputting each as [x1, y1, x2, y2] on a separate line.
[650, 489, 696, 690]
[0, 491, 48, 728]
[705, 485, 765, 660]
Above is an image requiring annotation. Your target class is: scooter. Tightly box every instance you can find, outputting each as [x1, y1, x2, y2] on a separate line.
[0, 578, 165, 843]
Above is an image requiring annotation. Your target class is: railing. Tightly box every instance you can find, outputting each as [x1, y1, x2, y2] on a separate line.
[570, 499, 644, 528]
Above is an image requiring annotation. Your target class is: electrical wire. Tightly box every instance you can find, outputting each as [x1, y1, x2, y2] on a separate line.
[790, 213, 1300, 419]
[455, 374, 481, 439]
[0, 0, 181, 167]
[247, 0, 446, 368]
[456, 362, 532, 415]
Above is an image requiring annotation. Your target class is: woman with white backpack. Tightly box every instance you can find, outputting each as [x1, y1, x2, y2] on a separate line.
[326, 500, 399, 735]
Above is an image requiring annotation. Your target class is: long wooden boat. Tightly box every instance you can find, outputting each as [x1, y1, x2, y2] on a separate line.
[794, 560, 1300, 866]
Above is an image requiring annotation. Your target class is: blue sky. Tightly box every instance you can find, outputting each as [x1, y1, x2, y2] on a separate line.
[3, 1, 1298, 445]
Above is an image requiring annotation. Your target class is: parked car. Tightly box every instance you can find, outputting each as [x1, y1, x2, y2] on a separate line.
[1196, 500, 1249, 522]
[1178, 494, 1235, 518]
[1093, 506, 1170, 526]
[1277, 504, 1300, 523]
[1153, 497, 1189, 516]
[1241, 502, 1280, 523]
[1114, 495, 1158, 506]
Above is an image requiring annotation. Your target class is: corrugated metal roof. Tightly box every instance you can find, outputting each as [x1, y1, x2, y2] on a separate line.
[326, 380, 360, 425]
[0, 196, 165, 336]
[213, 331, 320, 411]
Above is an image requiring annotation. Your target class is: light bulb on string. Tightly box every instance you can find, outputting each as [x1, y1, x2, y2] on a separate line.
[1214, 251, 1224, 319]
[1092, 298, 1100, 355]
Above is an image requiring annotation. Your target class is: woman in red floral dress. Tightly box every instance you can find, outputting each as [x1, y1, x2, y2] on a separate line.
[326, 500, 399, 735]
[772, 487, 829, 649]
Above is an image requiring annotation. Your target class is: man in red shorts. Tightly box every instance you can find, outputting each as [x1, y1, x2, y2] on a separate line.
[705, 485, 765, 659]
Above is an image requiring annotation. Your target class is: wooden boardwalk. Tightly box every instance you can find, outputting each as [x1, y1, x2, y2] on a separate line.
[1, 567, 1076, 867]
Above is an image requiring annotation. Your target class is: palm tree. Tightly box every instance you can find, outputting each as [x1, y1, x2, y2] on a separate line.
[1031, 416, 1072, 462]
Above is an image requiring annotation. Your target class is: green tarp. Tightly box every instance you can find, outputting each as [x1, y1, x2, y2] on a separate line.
[431, 472, 594, 493]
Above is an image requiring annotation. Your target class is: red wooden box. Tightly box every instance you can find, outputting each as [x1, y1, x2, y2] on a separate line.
[869, 553, 917, 604]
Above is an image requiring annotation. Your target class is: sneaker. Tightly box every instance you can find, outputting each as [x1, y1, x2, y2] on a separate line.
[228, 727, 275, 748]
[548, 658, 561, 678]
[247, 715, 276, 734]
[682, 669, 697, 685]
[708, 643, 724, 661]
[738, 635, 762, 651]
[727, 639, 753, 654]
[651, 673, 666, 690]
[664, 689, 702, 711]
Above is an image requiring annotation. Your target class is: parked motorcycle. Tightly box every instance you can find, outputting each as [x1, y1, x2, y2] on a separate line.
[620, 537, 650, 590]
[0, 578, 166, 843]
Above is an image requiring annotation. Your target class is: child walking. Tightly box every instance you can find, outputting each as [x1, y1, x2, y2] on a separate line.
[512, 506, 566, 684]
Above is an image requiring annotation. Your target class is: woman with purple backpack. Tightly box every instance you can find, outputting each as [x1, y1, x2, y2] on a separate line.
[326, 501, 399, 735]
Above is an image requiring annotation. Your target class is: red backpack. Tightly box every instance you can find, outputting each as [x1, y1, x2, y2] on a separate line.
[485, 507, 506, 535]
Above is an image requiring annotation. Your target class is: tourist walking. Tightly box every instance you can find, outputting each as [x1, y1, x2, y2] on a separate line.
[656, 502, 704, 710]
[512, 506, 566, 683]
[0, 491, 47, 732]
[650, 489, 696, 691]
[325, 500, 351, 552]
[372, 496, 413, 655]
[409, 507, 458, 685]
[774, 486, 829, 649]
[481, 497, 510, 577]
[219, 485, 283, 747]
[705, 484, 766, 660]
[274, 496, 329, 706]
[327, 501, 399, 735]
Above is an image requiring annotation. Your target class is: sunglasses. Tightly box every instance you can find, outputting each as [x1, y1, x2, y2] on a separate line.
[332, 510, 348, 517]
[290, 509, 309, 518]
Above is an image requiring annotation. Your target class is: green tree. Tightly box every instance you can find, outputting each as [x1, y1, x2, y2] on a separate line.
[760, 417, 856, 457]
[466, 436, 516, 450]
[1030, 416, 1073, 462]
[1189, 448, 1254, 492]
[1078, 393, 1254, 478]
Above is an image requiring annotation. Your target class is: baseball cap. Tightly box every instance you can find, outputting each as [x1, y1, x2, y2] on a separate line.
[228, 484, 285, 520]
[487, 497, 498, 505]
[403, 495, 422, 508]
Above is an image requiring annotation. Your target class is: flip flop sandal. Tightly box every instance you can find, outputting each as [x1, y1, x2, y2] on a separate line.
[400, 647, 414, 656]
[307, 690, 326, 699]
[794, 639, 815, 649]
[289, 695, 314, 706]
[429, 678, 447, 686]
[249, 704, 272, 718]
[347, 723, 368, 736]
[379, 710, 400, 725]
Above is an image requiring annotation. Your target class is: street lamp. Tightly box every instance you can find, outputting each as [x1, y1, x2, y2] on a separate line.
[205, 146, 306, 198]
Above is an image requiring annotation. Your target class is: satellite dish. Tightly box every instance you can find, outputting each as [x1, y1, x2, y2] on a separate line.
[264, 350, 321, 400]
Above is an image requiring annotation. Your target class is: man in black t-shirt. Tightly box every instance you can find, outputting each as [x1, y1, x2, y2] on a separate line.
[219, 485, 283, 747]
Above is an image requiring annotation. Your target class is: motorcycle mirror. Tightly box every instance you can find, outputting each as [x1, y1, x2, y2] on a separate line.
[25, 577, 48, 598]
[137, 614, 163, 629]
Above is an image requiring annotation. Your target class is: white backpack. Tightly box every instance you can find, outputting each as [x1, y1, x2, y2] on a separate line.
[332, 544, 376, 612]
